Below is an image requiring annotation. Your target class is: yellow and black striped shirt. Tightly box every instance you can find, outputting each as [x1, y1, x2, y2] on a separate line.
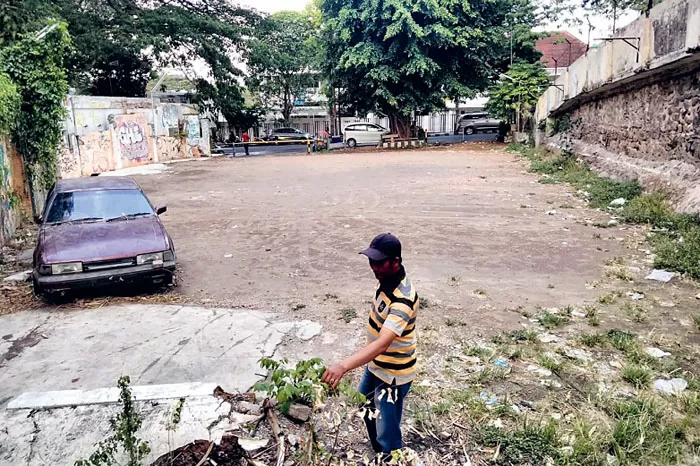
[367, 268, 419, 386]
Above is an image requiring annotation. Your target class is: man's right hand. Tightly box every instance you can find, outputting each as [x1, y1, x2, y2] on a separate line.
[321, 364, 347, 390]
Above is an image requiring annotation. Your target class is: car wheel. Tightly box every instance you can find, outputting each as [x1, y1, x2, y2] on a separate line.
[347, 138, 357, 148]
[464, 127, 475, 135]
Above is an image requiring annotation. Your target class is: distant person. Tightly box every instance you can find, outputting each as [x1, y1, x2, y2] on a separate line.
[322, 233, 419, 464]
[241, 132, 250, 156]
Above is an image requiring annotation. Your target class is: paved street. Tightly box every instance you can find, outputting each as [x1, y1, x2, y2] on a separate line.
[212, 133, 497, 157]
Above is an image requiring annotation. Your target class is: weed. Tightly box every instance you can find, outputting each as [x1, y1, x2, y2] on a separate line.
[291, 303, 307, 311]
[678, 391, 700, 415]
[563, 418, 608, 465]
[538, 311, 569, 329]
[598, 291, 622, 304]
[695, 316, 700, 331]
[562, 305, 574, 316]
[479, 420, 561, 465]
[419, 297, 431, 308]
[584, 305, 599, 318]
[431, 401, 452, 415]
[622, 364, 652, 388]
[538, 355, 563, 372]
[504, 329, 539, 342]
[606, 267, 633, 281]
[621, 192, 674, 226]
[592, 232, 602, 239]
[653, 226, 700, 279]
[474, 365, 509, 384]
[446, 318, 466, 327]
[605, 256, 626, 266]
[580, 332, 606, 347]
[588, 316, 601, 327]
[324, 293, 338, 300]
[474, 288, 487, 296]
[448, 276, 461, 286]
[608, 398, 685, 464]
[548, 283, 555, 289]
[75, 376, 151, 466]
[339, 308, 357, 323]
[465, 345, 491, 360]
[623, 302, 648, 323]
[608, 329, 637, 352]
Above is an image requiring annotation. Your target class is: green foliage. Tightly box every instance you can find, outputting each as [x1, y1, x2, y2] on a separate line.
[580, 332, 606, 347]
[0, 22, 70, 188]
[0, 73, 20, 135]
[479, 420, 561, 465]
[538, 310, 569, 329]
[75, 376, 151, 466]
[321, 0, 539, 137]
[607, 329, 637, 352]
[245, 11, 319, 125]
[486, 62, 550, 129]
[653, 226, 700, 279]
[622, 364, 652, 388]
[254, 357, 366, 411]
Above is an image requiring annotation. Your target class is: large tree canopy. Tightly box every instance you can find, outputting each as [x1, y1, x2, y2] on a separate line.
[245, 11, 320, 125]
[321, 0, 539, 137]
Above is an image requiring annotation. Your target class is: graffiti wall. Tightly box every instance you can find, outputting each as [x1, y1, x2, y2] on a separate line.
[0, 137, 20, 246]
[59, 97, 210, 179]
[115, 114, 152, 167]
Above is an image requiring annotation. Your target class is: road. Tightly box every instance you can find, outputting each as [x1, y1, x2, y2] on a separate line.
[212, 133, 497, 157]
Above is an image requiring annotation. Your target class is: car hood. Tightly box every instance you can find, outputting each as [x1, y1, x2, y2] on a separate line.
[39, 217, 169, 264]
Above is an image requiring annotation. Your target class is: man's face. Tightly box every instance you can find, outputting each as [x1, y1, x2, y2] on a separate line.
[369, 258, 400, 281]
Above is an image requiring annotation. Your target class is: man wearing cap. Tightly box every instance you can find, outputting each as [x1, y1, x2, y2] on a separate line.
[322, 233, 419, 460]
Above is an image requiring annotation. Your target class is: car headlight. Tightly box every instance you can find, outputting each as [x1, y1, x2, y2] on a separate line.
[163, 250, 175, 262]
[137, 252, 164, 265]
[51, 262, 83, 275]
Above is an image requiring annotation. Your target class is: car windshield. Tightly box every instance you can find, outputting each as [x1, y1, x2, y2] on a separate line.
[45, 189, 154, 224]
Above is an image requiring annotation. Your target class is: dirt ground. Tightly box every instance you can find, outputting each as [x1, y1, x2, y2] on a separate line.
[135, 144, 622, 338]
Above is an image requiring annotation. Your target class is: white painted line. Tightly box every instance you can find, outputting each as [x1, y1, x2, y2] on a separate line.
[7, 382, 219, 410]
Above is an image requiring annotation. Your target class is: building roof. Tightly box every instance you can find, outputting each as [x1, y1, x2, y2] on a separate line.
[536, 31, 588, 69]
[56, 176, 140, 192]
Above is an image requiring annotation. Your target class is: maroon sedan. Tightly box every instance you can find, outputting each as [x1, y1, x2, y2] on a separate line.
[32, 176, 176, 297]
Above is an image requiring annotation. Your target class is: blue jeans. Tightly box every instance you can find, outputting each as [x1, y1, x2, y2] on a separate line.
[358, 367, 412, 454]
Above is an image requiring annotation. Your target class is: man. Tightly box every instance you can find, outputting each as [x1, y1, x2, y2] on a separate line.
[322, 233, 418, 461]
[241, 132, 250, 156]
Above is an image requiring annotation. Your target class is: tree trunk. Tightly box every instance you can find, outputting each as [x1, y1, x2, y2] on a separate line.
[390, 113, 411, 139]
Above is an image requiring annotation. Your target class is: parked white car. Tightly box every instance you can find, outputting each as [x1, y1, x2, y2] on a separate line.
[343, 123, 389, 147]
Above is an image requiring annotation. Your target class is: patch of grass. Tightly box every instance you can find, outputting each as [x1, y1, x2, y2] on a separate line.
[622, 364, 652, 388]
[584, 305, 599, 318]
[607, 329, 637, 352]
[588, 316, 601, 327]
[538, 311, 569, 329]
[538, 355, 563, 372]
[653, 226, 700, 279]
[474, 288, 487, 296]
[563, 418, 608, 465]
[597, 292, 619, 304]
[620, 192, 675, 226]
[465, 345, 491, 360]
[338, 308, 357, 323]
[678, 391, 700, 415]
[623, 302, 648, 323]
[606, 266, 633, 281]
[479, 420, 561, 465]
[580, 332, 607, 347]
[694, 316, 700, 331]
[608, 398, 685, 464]
[431, 401, 452, 415]
[605, 256, 625, 266]
[474, 365, 509, 384]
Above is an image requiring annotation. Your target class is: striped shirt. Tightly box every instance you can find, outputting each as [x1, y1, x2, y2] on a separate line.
[367, 268, 419, 386]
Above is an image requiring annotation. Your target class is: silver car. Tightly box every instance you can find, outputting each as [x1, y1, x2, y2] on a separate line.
[455, 112, 501, 135]
[343, 123, 389, 147]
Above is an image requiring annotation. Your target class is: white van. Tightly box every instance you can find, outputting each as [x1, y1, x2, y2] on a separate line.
[343, 123, 389, 148]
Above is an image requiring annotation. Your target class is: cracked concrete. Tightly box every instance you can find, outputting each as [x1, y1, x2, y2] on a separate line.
[0, 305, 311, 406]
[0, 304, 327, 465]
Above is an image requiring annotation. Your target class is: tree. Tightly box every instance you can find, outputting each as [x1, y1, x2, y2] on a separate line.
[486, 62, 550, 132]
[245, 11, 320, 125]
[582, 0, 647, 33]
[49, 0, 260, 97]
[321, 0, 539, 138]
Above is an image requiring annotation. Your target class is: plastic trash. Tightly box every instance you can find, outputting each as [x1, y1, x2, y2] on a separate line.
[645, 269, 675, 282]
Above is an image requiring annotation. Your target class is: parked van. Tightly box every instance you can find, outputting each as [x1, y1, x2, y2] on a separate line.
[343, 123, 389, 147]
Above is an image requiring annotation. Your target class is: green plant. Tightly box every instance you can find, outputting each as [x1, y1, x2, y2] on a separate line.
[598, 292, 621, 304]
[606, 267, 633, 281]
[75, 376, 151, 466]
[653, 226, 700, 279]
[584, 305, 599, 318]
[580, 332, 606, 347]
[588, 316, 601, 327]
[0, 22, 71, 188]
[538, 355, 563, 372]
[503, 329, 539, 342]
[0, 72, 19, 134]
[538, 311, 569, 329]
[446, 318, 466, 327]
[622, 364, 652, 388]
[623, 302, 648, 323]
[621, 193, 675, 226]
[465, 345, 492, 360]
[339, 308, 357, 323]
[607, 329, 637, 352]
[694, 316, 700, 331]
[479, 420, 561, 465]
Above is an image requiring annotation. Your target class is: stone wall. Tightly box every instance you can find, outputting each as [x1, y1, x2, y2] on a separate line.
[567, 70, 700, 166]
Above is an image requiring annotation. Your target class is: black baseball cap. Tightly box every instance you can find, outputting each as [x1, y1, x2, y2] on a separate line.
[359, 233, 402, 261]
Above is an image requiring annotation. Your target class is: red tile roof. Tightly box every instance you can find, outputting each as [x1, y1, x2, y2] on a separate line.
[536, 31, 589, 69]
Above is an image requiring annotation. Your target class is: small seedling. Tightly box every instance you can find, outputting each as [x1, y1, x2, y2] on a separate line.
[622, 364, 652, 388]
[588, 316, 601, 327]
[538, 355, 563, 372]
[584, 305, 599, 318]
[598, 292, 621, 304]
[538, 311, 569, 329]
[339, 308, 357, 323]
[608, 329, 637, 352]
[606, 267, 633, 281]
[623, 302, 648, 323]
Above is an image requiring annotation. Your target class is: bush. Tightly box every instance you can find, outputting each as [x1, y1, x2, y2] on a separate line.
[653, 226, 700, 279]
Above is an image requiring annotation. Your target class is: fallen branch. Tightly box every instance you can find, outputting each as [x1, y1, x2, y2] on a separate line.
[194, 441, 214, 466]
[263, 399, 285, 466]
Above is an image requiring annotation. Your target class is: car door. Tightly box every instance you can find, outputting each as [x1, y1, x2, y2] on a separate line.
[366, 124, 385, 144]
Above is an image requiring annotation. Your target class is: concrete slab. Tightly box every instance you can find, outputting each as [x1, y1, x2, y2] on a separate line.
[0, 305, 310, 408]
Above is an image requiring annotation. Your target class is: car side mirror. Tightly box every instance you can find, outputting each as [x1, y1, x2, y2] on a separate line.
[156, 206, 167, 215]
[33, 215, 42, 225]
